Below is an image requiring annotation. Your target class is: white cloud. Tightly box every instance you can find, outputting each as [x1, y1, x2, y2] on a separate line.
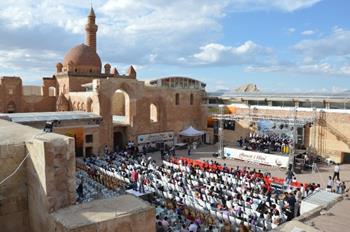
[0, 48, 61, 70]
[246, 27, 350, 77]
[288, 27, 296, 33]
[231, 0, 322, 12]
[246, 62, 350, 77]
[301, 30, 315, 35]
[188, 41, 274, 65]
[0, 0, 88, 32]
[0, 48, 62, 81]
[331, 86, 348, 93]
[0, 0, 328, 83]
[294, 27, 350, 60]
[0, 0, 232, 81]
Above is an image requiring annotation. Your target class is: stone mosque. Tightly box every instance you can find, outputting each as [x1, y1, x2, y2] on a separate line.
[0, 7, 208, 156]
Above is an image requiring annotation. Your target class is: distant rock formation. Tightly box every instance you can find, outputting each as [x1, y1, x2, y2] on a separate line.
[235, 83, 259, 93]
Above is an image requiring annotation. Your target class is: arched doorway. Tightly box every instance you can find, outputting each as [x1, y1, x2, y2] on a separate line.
[7, 101, 16, 113]
[64, 129, 84, 157]
[113, 132, 124, 152]
[111, 89, 130, 124]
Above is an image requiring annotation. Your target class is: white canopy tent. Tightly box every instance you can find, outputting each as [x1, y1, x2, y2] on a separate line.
[179, 126, 205, 137]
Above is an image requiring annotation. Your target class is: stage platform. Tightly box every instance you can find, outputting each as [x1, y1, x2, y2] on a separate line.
[224, 147, 293, 168]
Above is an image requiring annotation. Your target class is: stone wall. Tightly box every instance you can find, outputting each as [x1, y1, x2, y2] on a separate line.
[0, 143, 29, 232]
[22, 95, 57, 112]
[0, 76, 23, 113]
[51, 195, 155, 232]
[0, 119, 46, 232]
[93, 78, 207, 152]
[0, 119, 76, 232]
[26, 133, 76, 232]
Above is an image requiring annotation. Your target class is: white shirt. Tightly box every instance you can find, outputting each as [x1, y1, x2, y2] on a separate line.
[334, 165, 340, 173]
[327, 179, 333, 187]
[188, 223, 198, 232]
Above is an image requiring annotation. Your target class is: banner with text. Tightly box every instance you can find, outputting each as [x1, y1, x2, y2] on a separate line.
[224, 147, 289, 168]
[138, 131, 174, 144]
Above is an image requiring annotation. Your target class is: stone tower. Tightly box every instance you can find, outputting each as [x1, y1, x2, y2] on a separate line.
[85, 7, 98, 51]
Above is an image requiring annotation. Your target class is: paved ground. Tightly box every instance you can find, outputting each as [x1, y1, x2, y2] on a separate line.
[306, 198, 350, 232]
[149, 144, 350, 232]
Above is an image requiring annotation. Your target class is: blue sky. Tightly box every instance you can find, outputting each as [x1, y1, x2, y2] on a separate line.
[0, 0, 350, 92]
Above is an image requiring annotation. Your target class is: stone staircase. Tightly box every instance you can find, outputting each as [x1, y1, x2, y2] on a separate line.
[318, 118, 350, 149]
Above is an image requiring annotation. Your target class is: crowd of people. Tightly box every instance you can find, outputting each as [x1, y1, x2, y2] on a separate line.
[325, 164, 347, 194]
[78, 146, 323, 232]
[75, 170, 122, 203]
[237, 134, 293, 154]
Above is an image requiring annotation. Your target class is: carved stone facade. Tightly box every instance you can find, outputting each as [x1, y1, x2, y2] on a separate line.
[56, 93, 69, 111]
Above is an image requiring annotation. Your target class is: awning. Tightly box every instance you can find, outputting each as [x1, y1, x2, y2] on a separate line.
[179, 126, 205, 137]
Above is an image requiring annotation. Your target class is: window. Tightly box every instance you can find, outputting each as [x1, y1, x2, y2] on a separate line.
[175, 93, 180, 105]
[8, 88, 13, 95]
[190, 94, 194, 105]
[150, 103, 158, 123]
[85, 134, 93, 143]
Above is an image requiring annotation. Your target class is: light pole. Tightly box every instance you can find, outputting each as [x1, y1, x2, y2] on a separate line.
[292, 106, 298, 154]
[218, 104, 224, 158]
[312, 107, 317, 152]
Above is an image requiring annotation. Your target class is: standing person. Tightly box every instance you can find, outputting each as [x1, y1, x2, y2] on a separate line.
[336, 179, 342, 194]
[138, 171, 145, 193]
[295, 189, 302, 217]
[341, 181, 347, 194]
[333, 163, 340, 181]
[285, 168, 295, 186]
[170, 145, 176, 157]
[142, 145, 147, 156]
[238, 136, 243, 147]
[161, 217, 170, 231]
[160, 141, 165, 160]
[326, 176, 333, 192]
[104, 144, 109, 155]
[188, 143, 192, 156]
[77, 179, 84, 202]
[286, 192, 296, 219]
[160, 147, 165, 160]
[131, 169, 139, 190]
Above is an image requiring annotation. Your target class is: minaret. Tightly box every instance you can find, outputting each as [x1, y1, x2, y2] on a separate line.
[85, 7, 98, 51]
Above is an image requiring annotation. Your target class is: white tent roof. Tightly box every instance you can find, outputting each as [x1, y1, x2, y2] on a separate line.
[179, 126, 205, 137]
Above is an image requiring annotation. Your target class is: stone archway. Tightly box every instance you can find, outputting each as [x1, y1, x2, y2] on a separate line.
[7, 101, 16, 113]
[111, 89, 130, 124]
[97, 80, 139, 152]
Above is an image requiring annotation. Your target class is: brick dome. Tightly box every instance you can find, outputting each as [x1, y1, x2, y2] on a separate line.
[63, 44, 101, 73]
